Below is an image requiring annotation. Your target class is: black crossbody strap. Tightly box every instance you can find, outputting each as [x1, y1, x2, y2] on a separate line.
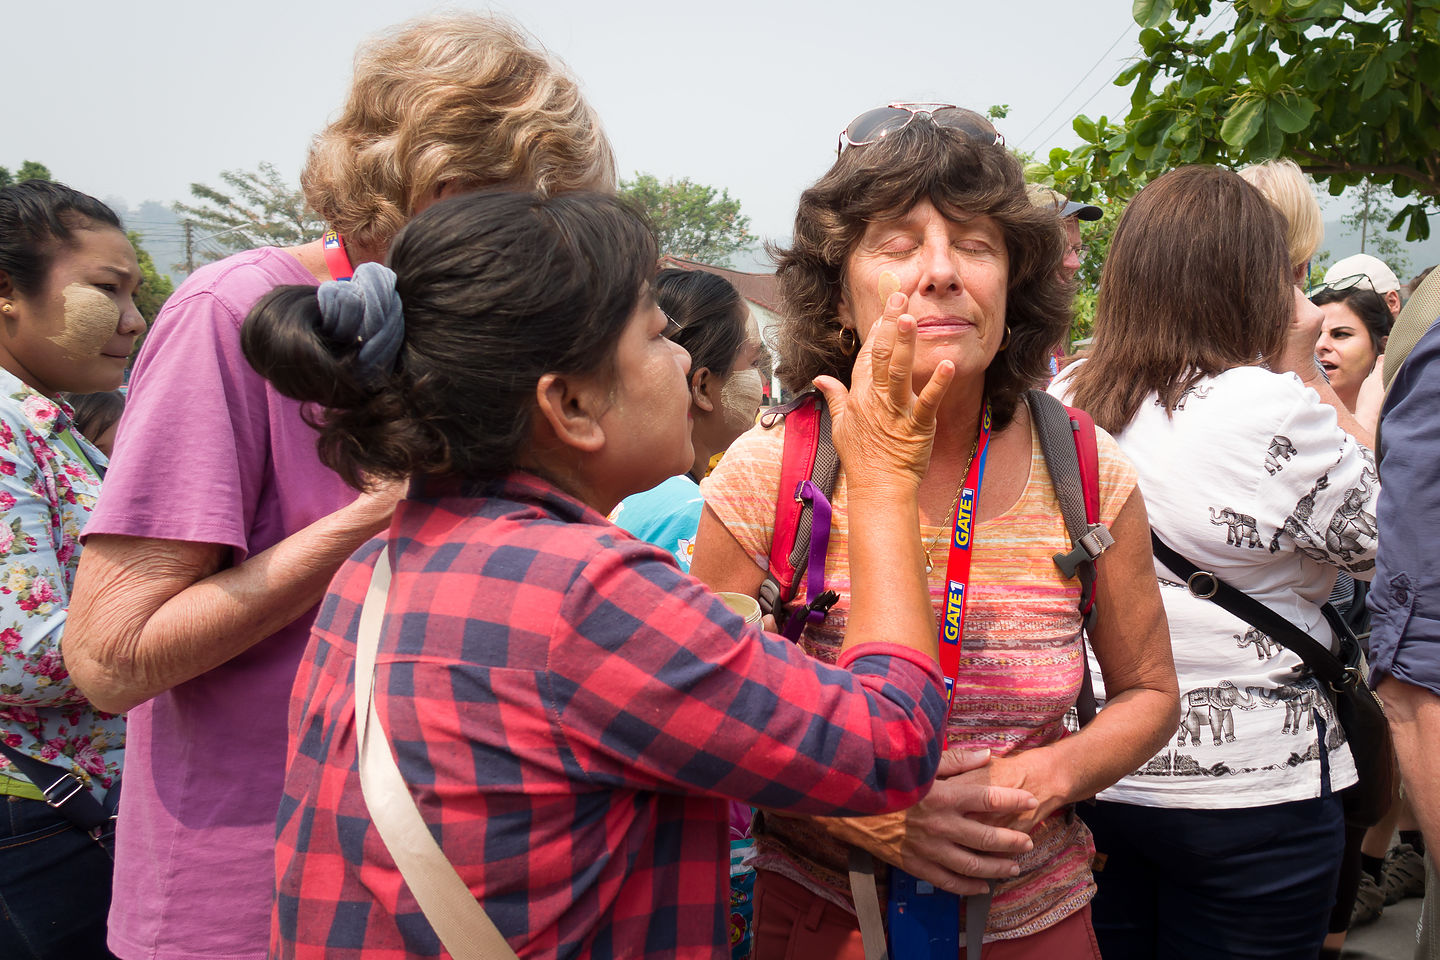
[1150, 532, 1354, 691]
[0, 739, 110, 830]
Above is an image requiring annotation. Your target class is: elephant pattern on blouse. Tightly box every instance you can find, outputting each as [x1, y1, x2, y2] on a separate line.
[1268, 457, 1379, 572]
[1264, 435, 1297, 475]
[1165, 384, 1213, 411]
[1234, 628, 1281, 660]
[1177, 681, 1258, 746]
[1210, 507, 1263, 549]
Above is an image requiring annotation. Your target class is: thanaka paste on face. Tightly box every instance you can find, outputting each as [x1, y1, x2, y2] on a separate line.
[720, 367, 764, 433]
[54, 284, 121, 358]
[878, 270, 902, 307]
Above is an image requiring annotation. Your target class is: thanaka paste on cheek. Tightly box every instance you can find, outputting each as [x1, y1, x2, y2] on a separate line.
[878, 271, 902, 306]
[54, 284, 120, 357]
[720, 368, 765, 433]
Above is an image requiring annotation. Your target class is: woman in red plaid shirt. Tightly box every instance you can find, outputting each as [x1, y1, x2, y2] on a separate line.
[242, 189, 986, 959]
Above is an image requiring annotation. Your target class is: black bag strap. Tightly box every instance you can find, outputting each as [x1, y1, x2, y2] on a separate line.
[1027, 390, 1112, 725]
[1150, 532, 1359, 692]
[0, 739, 111, 831]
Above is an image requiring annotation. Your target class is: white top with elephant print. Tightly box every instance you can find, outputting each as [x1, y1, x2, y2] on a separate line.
[1052, 364, 1371, 809]
[0, 368, 122, 801]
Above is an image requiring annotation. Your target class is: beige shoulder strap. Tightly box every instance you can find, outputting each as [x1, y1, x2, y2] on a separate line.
[1383, 267, 1440, 389]
[354, 545, 520, 960]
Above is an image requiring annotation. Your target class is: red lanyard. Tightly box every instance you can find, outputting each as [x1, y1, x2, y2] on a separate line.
[938, 402, 992, 713]
[322, 228, 354, 281]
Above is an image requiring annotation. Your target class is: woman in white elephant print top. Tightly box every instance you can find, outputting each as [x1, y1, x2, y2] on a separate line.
[1050, 166, 1377, 959]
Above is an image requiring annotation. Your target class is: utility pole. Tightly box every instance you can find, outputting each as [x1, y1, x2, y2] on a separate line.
[184, 220, 195, 274]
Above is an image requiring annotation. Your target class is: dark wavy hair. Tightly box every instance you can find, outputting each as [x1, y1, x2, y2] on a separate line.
[655, 268, 747, 378]
[1068, 166, 1293, 434]
[0, 180, 122, 296]
[1310, 285, 1393, 353]
[242, 190, 657, 489]
[770, 119, 1070, 429]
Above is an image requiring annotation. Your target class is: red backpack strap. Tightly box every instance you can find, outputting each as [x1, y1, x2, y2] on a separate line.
[764, 394, 823, 600]
[1069, 405, 1102, 527]
[756, 393, 841, 637]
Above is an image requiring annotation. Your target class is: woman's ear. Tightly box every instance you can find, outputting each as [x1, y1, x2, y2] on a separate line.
[1379, 334, 1389, 353]
[690, 366, 716, 413]
[534, 372, 606, 453]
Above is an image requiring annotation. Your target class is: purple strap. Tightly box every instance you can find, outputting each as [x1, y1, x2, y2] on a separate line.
[782, 480, 834, 641]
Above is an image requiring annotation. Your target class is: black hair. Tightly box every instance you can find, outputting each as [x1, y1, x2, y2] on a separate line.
[654, 268, 747, 379]
[0, 180, 123, 296]
[63, 390, 126, 444]
[242, 190, 658, 490]
[1310, 285, 1393, 353]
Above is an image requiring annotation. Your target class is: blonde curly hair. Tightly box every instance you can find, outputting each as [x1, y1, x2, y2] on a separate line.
[301, 14, 615, 255]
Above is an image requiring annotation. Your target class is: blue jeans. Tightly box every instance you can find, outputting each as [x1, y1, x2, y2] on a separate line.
[1081, 794, 1345, 960]
[0, 795, 118, 959]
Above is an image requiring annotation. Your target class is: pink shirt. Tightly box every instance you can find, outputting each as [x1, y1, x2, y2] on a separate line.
[85, 248, 354, 960]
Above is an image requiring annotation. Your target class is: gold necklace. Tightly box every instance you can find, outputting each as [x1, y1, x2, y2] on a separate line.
[924, 427, 982, 574]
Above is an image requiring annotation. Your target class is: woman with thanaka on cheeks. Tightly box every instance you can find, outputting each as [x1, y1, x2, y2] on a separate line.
[0, 179, 145, 958]
[248, 189, 956, 958]
[59, 15, 616, 960]
[691, 104, 1178, 958]
[610, 268, 768, 572]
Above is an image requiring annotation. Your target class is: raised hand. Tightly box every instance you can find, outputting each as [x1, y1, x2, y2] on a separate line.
[812, 293, 954, 494]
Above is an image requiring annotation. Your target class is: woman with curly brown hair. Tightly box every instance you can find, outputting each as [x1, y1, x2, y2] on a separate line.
[60, 15, 613, 960]
[691, 103, 1178, 959]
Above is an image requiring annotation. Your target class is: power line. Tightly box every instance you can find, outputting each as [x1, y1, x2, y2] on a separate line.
[1027, 5, 1238, 152]
[1018, 23, 1137, 149]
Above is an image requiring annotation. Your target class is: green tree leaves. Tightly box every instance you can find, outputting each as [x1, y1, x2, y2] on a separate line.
[173, 162, 324, 269]
[1035, 0, 1440, 244]
[618, 174, 756, 266]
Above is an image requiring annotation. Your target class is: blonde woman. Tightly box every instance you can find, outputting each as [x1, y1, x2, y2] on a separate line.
[62, 15, 613, 960]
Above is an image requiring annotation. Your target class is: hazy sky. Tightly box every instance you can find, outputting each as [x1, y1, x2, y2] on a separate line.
[14, 0, 1160, 247]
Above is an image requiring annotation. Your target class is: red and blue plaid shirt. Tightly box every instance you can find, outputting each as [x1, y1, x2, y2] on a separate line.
[272, 473, 946, 959]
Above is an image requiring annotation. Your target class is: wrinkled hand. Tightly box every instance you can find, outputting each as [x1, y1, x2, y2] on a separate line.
[949, 748, 1075, 835]
[1273, 284, 1326, 381]
[825, 747, 1037, 896]
[344, 478, 407, 535]
[813, 294, 954, 496]
[1354, 354, 1386, 437]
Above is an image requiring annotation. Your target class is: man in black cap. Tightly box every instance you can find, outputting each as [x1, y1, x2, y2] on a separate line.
[1028, 185, 1102, 283]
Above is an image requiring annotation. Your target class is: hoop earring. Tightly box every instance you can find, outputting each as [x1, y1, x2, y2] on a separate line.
[840, 327, 859, 355]
[998, 324, 1012, 351]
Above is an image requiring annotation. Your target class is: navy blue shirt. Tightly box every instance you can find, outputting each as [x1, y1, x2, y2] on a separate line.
[1368, 319, 1440, 696]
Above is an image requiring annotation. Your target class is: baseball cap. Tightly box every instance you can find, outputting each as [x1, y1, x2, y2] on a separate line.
[1026, 184, 1102, 222]
[1321, 254, 1401, 294]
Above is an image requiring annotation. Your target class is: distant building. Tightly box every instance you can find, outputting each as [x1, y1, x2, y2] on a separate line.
[658, 255, 786, 402]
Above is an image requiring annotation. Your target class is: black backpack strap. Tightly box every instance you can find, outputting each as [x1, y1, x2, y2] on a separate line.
[1026, 390, 1113, 727]
[0, 739, 111, 831]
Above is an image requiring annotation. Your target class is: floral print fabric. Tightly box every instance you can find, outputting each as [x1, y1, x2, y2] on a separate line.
[0, 368, 120, 799]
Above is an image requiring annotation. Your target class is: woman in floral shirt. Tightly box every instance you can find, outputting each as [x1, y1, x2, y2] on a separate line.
[0, 180, 147, 958]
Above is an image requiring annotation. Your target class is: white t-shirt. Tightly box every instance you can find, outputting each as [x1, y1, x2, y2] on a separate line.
[1052, 364, 1375, 808]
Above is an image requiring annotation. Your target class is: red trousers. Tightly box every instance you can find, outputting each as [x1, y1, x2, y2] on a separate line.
[749, 869, 1102, 960]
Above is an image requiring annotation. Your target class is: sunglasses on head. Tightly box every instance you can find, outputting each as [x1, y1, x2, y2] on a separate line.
[1306, 273, 1377, 298]
[838, 102, 1005, 157]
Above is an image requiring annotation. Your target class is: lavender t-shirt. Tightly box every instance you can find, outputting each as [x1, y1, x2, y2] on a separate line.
[85, 248, 354, 960]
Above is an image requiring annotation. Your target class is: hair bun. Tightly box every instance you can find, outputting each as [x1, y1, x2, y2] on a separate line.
[316, 261, 406, 382]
